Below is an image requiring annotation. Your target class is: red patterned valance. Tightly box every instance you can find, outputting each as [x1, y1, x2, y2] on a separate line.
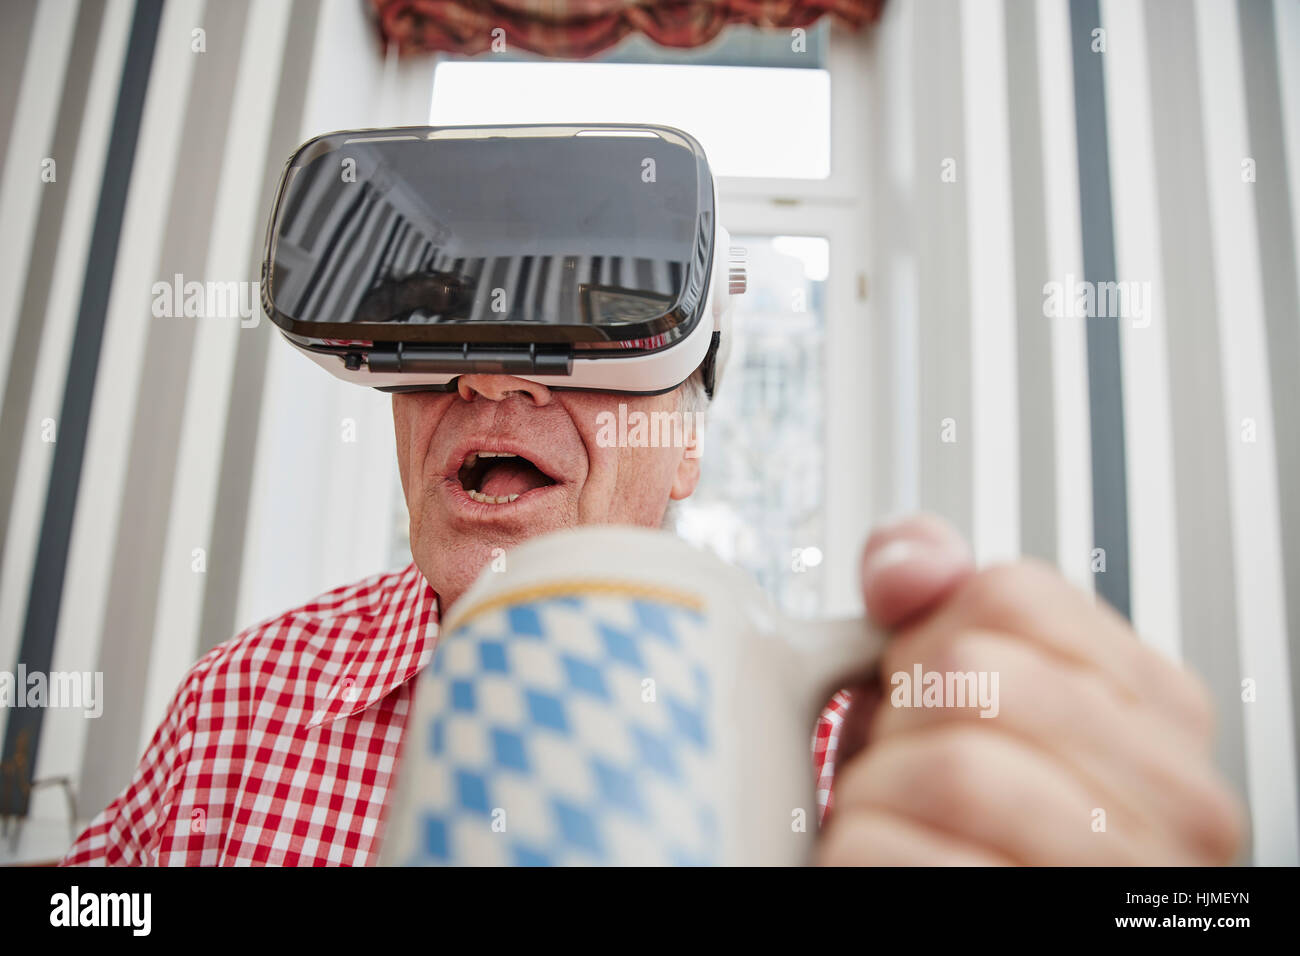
[371, 1, 884, 59]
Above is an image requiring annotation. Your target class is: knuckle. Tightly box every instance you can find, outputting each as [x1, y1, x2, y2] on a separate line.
[929, 629, 993, 680]
[956, 561, 1044, 629]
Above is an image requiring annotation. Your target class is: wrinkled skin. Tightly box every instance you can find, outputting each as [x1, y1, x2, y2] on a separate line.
[393, 373, 700, 614]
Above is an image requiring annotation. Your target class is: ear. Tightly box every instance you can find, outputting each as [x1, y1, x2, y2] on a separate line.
[669, 418, 703, 500]
[669, 452, 700, 501]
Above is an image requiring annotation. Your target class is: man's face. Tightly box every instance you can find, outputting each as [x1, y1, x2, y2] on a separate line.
[393, 374, 701, 612]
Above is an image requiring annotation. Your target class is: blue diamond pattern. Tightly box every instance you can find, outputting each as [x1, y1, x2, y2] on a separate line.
[598, 621, 644, 669]
[667, 696, 707, 748]
[491, 727, 529, 772]
[630, 724, 680, 781]
[512, 844, 552, 867]
[632, 599, 678, 646]
[455, 769, 490, 814]
[592, 758, 645, 818]
[562, 653, 609, 700]
[404, 592, 716, 865]
[507, 605, 544, 637]
[553, 798, 603, 857]
[525, 688, 569, 733]
[479, 641, 508, 673]
[422, 815, 449, 861]
[450, 679, 475, 711]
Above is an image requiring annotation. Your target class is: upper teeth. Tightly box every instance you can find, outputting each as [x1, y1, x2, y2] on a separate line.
[464, 451, 518, 468]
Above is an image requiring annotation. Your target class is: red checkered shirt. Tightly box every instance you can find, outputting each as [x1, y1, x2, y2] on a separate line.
[61, 562, 852, 865]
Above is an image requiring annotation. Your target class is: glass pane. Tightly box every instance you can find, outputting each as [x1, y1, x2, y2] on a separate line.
[672, 235, 828, 617]
[430, 62, 830, 179]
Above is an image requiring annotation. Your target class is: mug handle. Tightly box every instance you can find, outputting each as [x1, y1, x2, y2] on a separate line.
[788, 615, 886, 730]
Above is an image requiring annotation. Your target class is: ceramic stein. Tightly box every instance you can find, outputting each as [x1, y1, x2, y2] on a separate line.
[379, 525, 882, 866]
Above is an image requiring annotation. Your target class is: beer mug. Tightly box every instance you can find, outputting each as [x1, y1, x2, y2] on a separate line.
[380, 525, 883, 866]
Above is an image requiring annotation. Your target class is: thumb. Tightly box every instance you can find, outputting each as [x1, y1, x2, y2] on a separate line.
[828, 515, 976, 789]
[860, 513, 974, 631]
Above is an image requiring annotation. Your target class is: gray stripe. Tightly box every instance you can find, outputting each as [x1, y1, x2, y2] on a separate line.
[0, 0, 39, 180]
[913, 0, 972, 541]
[1069, 0, 1131, 618]
[1005, 0, 1057, 563]
[0, 0, 160, 819]
[1144, 0, 1251, 855]
[198, 0, 322, 657]
[79, 0, 253, 817]
[0, 0, 103, 606]
[1238, 0, 1300, 835]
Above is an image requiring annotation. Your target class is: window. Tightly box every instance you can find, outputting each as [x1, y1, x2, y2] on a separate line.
[429, 61, 830, 180]
[672, 236, 828, 617]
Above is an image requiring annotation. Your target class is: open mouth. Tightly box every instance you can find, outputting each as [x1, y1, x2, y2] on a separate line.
[455, 451, 557, 505]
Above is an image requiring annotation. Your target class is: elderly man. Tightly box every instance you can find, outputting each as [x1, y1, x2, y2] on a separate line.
[63, 123, 1242, 866]
[61, 362, 1242, 866]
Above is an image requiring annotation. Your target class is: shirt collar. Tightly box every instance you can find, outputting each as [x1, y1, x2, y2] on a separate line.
[305, 562, 440, 730]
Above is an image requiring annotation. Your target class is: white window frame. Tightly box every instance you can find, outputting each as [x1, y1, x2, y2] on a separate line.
[716, 27, 873, 614]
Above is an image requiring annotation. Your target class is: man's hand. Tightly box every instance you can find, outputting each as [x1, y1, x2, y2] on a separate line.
[818, 513, 1246, 866]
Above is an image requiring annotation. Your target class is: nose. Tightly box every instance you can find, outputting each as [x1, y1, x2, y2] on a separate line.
[456, 374, 552, 406]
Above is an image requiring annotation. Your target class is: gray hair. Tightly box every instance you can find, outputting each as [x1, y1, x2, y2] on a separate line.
[660, 365, 709, 531]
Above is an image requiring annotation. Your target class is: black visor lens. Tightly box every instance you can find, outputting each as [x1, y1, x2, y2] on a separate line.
[265, 126, 713, 345]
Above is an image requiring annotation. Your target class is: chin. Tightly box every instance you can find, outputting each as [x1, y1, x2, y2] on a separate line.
[418, 513, 575, 612]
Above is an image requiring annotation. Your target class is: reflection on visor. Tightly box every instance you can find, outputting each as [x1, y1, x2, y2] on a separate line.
[266, 129, 712, 344]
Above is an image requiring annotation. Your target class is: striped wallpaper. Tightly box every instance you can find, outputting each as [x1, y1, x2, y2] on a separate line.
[864, 0, 1300, 865]
[0, 0, 1296, 866]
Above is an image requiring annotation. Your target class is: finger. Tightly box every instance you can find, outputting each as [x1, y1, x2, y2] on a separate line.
[904, 560, 1214, 736]
[834, 723, 1196, 865]
[860, 513, 975, 631]
[818, 807, 1016, 866]
[870, 630, 1244, 864]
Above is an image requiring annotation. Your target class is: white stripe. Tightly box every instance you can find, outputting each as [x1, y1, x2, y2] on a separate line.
[140, 0, 295, 752]
[543, 254, 565, 323]
[651, 255, 670, 296]
[237, 0, 428, 629]
[1099, 0, 1182, 660]
[962, 0, 1020, 563]
[1195, 0, 1299, 865]
[1036, 0, 1094, 594]
[823, 211, 872, 614]
[0, 0, 133, 720]
[1277, 0, 1300, 305]
[331, 196, 388, 321]
[502, 254, 523, 319]
[892, 254, 919, 515]
[0, 0, 81, 726]
[470, 256, 495, 322]
[0, 0, 80, 406]
[34, 0, 200, 798]
[880, 0, 917, 516]
[9, 0, 135, 826]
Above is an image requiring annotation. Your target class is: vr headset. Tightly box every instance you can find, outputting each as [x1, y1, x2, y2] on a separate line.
[260, 124, 746, 397]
